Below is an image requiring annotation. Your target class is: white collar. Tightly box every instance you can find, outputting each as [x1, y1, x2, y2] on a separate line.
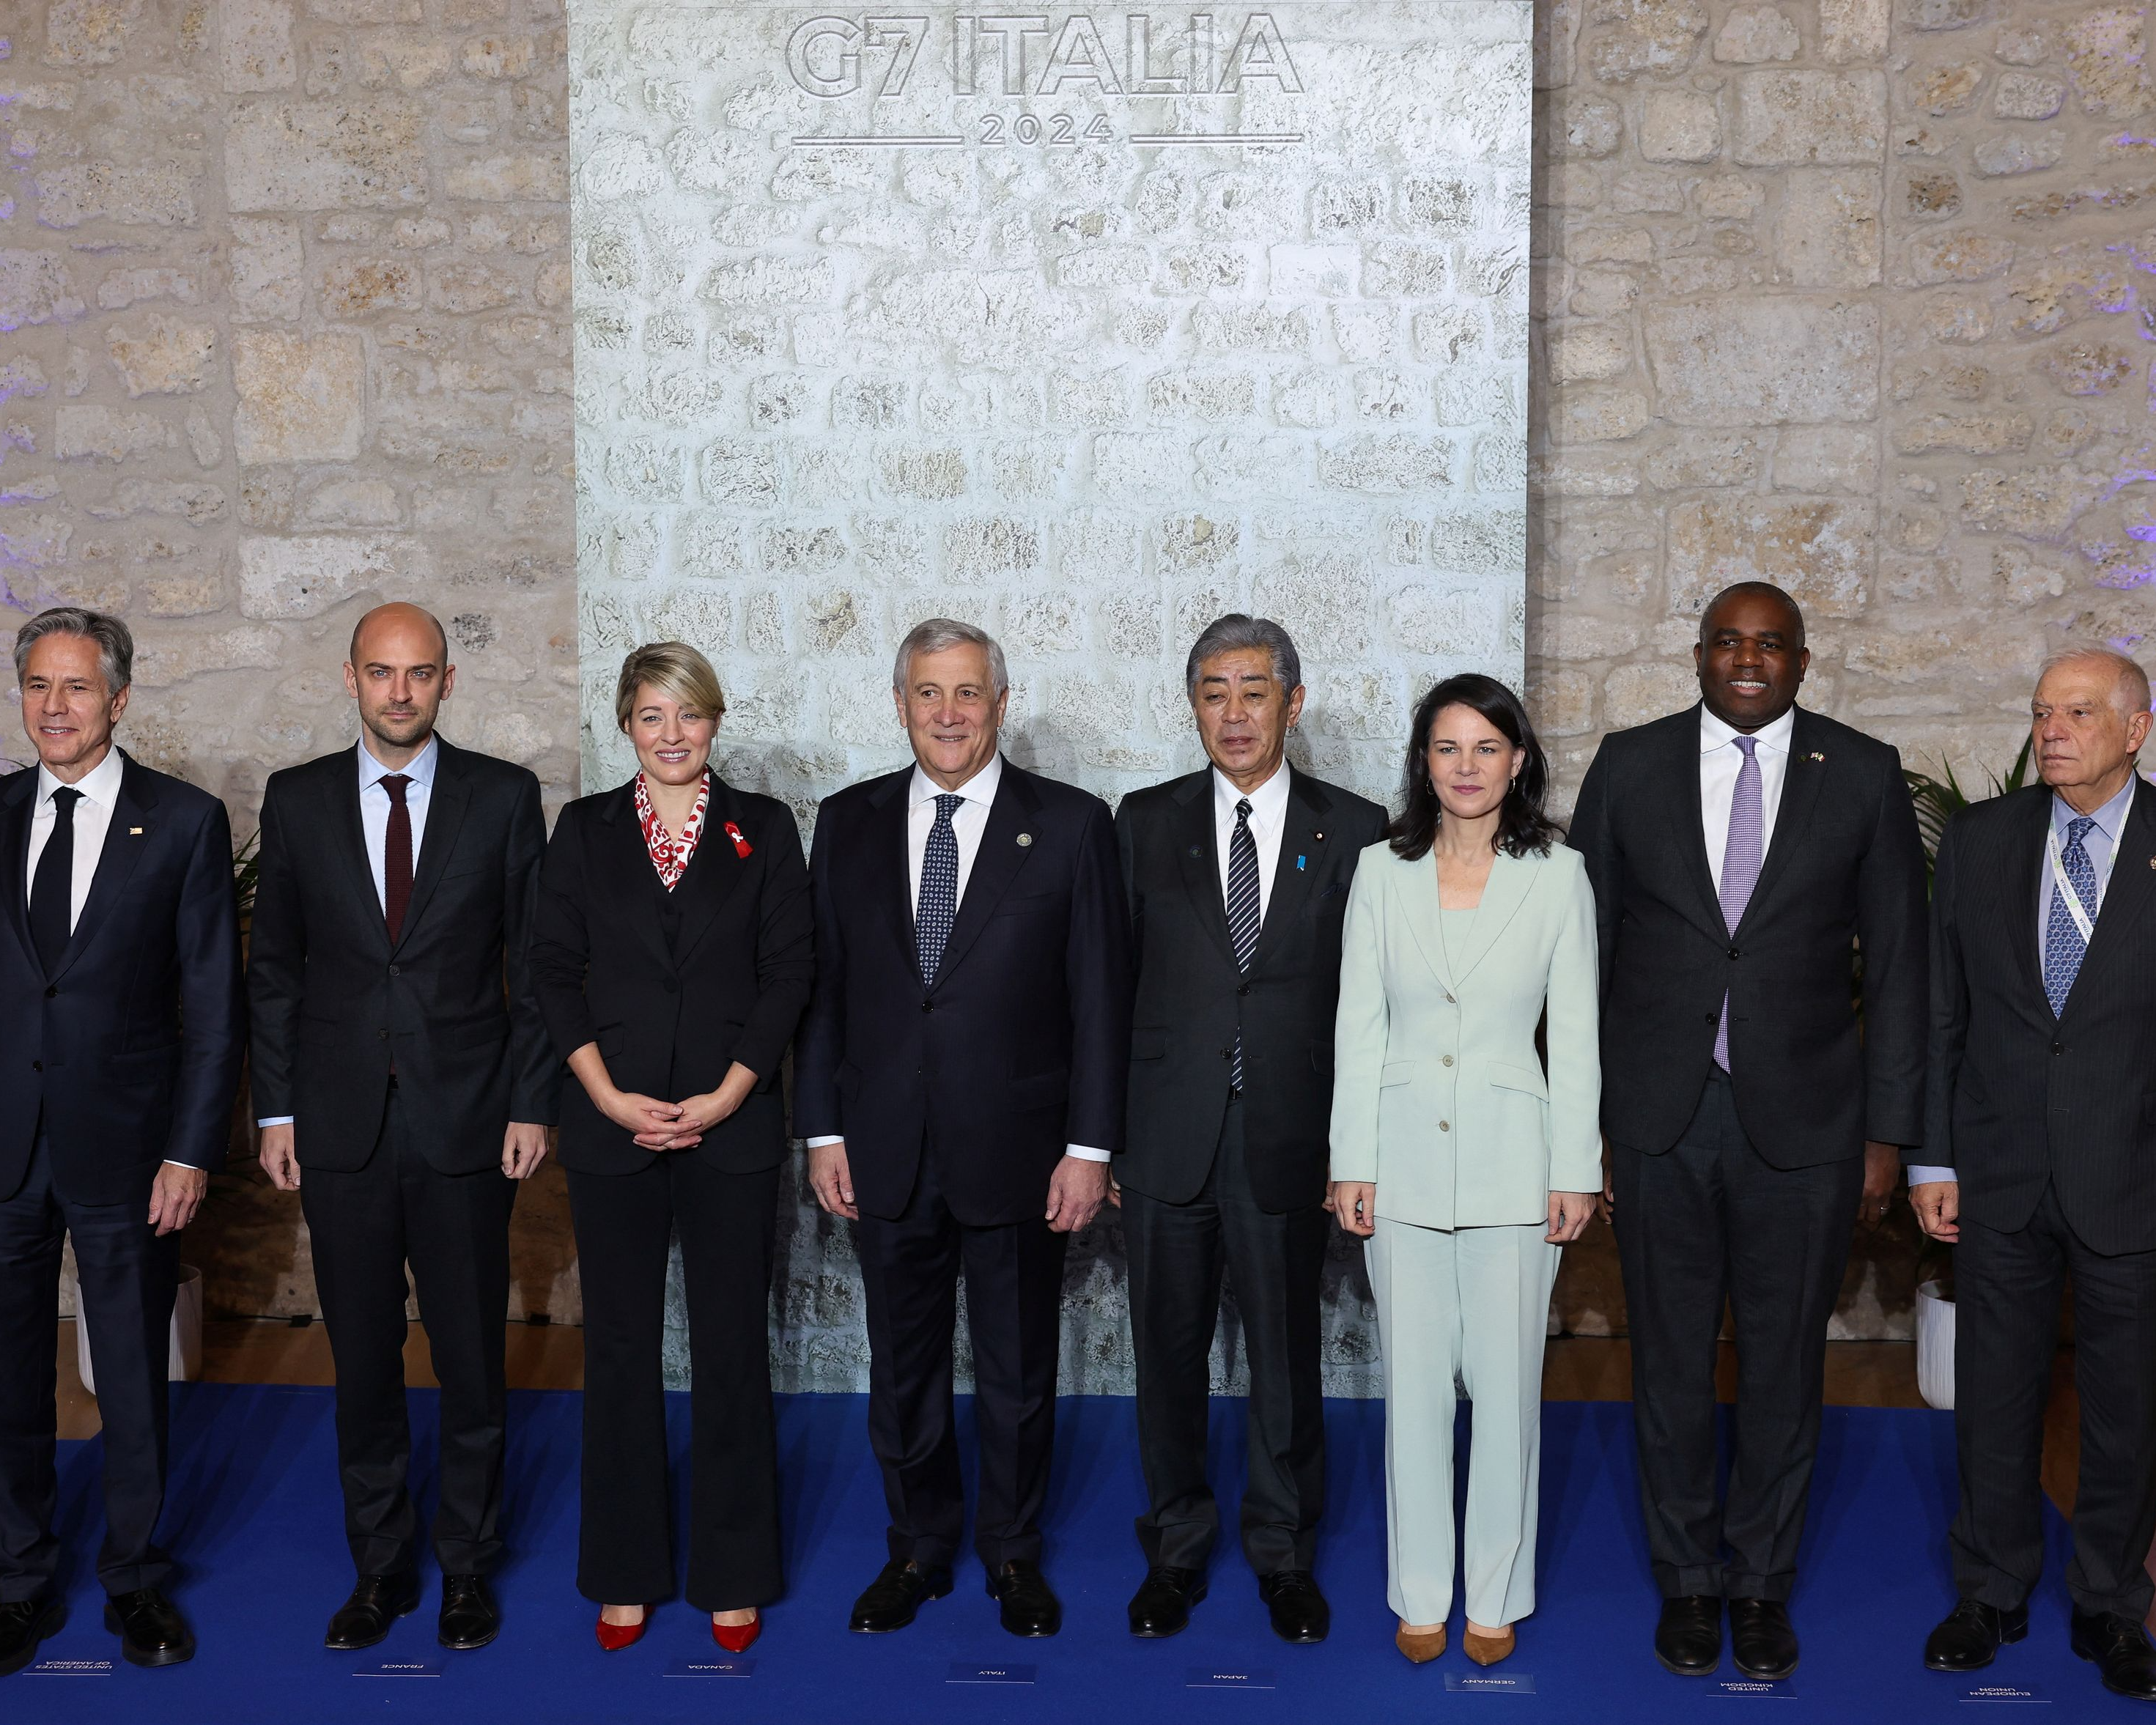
[1213, 760, 1292, 826]
[1699, 703, 1797, 757]
[357, 733, 440, 791]
[909, 751, 1003, 810]
[37, 745, 125, 810]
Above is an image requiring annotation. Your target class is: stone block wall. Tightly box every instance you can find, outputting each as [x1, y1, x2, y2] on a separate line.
[1, 0, 581, 1320]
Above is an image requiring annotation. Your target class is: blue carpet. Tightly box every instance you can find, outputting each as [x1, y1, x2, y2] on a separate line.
[12, 1384, 2124, 1722]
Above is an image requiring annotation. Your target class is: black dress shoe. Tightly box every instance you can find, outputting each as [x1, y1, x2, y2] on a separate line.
[1729, 1597, 1798, 1680]
[1258, 1570, 1330, 1644]
[849, 1558, 953, 1633]
[1128, 1566, 1207, 1637]
[1655, 1595, 1722, 1676]
[0, 1595, 63, 1677]
[325, 1573, 422, 1651]
[1924, 1598, 2027, 1672]
[2072, 1608, 2156, 1702]
[986, 1559, 1062, 1638]
[437, 1575, 498, 1650]
[103, 1588, 194, 1669]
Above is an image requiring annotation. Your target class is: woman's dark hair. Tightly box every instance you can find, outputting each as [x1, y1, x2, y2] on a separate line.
[1389, 673, 1563, 861]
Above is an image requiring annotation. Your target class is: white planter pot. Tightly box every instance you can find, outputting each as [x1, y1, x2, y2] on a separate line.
[76, 1263, 203, 1397]
[1915, 1278, 1954, 1411]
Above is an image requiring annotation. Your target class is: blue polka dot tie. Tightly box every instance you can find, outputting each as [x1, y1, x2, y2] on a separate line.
[916, 792, 964, 988]
[2042, 814, 2098, 1017]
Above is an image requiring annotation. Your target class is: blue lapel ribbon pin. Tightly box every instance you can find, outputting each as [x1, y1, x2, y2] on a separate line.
[1296, 855, 1307, 871]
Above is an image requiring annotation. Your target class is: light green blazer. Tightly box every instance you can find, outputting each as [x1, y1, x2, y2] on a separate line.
[1329, 841, 1601, 1230]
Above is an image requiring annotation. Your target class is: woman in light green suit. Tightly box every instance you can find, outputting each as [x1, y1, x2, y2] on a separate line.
[1329, 673, 1601, 1669]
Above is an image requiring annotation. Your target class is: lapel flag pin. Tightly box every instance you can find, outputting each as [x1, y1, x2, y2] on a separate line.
[1016, 832, 1033, 847]
[129, 827, 143, 835]
[723, 821, 752, 859]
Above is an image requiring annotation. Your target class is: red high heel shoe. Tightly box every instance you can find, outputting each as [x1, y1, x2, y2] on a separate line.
[595, 1607, 648, 1652]
[712, 1611, 761, 1654]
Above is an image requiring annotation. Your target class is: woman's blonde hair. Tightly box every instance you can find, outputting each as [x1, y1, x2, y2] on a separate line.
[615, 641, 726, 731]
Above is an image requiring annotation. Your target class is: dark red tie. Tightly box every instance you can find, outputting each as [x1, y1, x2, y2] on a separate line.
[381, 773, 413, 942]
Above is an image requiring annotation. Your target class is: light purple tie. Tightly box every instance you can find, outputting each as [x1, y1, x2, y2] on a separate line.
[1714, 735, 1762, 1071]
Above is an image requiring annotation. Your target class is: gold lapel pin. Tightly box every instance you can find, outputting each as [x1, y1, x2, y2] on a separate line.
[1016, 832, 1033, 847]
[129, 827, 143, 835]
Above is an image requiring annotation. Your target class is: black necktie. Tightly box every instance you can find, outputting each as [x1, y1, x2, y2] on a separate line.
[1226, 798, 1260, 1091]
[29, 786, 82, 975]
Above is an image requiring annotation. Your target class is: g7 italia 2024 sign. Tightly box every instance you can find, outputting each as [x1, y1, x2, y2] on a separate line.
[784, 12, 1304, 147]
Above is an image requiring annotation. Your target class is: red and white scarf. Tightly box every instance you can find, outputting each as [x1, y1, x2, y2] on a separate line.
[634, 772, 709, 891]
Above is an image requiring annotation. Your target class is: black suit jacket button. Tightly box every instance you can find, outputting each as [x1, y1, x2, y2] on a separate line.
[378, 1029, 390, 1040]
[921, 1000, 933, 1013]
[43, 985, 56, 998]
[30, 1060, 40, 1072]
[662, 977, 679, 994]
[388, 964, 401, 977]
[1727, 946, 1740, 960]
[1704, 1012, 1717, 1025]
[1237, 982, 1252, 996]
[2052, 1041, 2064, 1055]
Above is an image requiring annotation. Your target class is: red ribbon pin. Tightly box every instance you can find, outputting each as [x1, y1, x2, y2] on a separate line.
[724, 821, 753, 858]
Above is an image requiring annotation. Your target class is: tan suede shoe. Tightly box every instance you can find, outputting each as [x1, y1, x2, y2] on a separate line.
[1463, 1625, 1516, 1666]
[1395, 1622, 1447, 1663]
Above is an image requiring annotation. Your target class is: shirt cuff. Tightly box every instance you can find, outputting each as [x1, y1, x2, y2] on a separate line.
[1064, 1144, 1111, 1163]
[805, 1134, 843, 1148]
[256, 1117, 295, 1129]
[1906, 1164, 1956, 1186]
[160, 1159, 203, 1172]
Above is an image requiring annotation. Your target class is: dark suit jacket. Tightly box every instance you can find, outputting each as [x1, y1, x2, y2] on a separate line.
[0, 753, 245, 1205]
[246, 736, 558, 1173]
[794, 758, 1133, 1227]
[1924, 777, 2156, 1255]
[1569, 703, 1927, 1168]
[1115, 766, 1387, 1212]
[529, 774, 813, 1176]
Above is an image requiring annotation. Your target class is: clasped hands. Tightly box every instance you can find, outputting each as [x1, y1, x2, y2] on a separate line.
[598, 1060, 758, 1152]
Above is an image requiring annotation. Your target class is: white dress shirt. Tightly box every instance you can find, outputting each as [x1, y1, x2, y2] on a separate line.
[25, 745, 125, 933]
[1214, 760, 1291, 923]
[29, 747, 203, 1172]
[1699, 703, 1796, 893]
[1909, 775, 2142, 1189]
[257, 735, 440, 1129]
[357, 733, 438, 912]
[809, 752, 1107, 1163]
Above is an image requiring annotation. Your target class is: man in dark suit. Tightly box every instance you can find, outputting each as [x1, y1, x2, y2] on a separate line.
[1913, 648, 2156, 1702]
[1569, 582, 1927, 1680]
[1112, 615, 1384, 1644]
[0, 608, 243, 1676]
[248, 602, 558, 1654]
[798, 617, 1131, 1639]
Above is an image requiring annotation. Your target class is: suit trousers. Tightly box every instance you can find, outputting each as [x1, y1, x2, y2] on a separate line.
[1121, 1096, 1327, 1573]
[300, 1086, 517, 1577]
[1366, 1215, 1557, 1629]
[566, 1157, 783, 1612]
[1611, 1067, 1861, 1601]
[1952, 1180, 2156, 1618]
[0, 1136, 175, 1600]
[853, 1141, 1068, 1573]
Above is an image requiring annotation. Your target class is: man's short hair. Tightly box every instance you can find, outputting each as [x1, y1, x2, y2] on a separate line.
[13, 607, 133, 694]
[892, 617, 1008, 696]
[1699, 580, 1805, 645]
[1184, 613, 1302, 698]
[2039, 646, 2154, 715]
[614, 640, 727, 731]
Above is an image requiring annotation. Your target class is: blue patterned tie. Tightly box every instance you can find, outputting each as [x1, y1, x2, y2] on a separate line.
[916, 792, 964, 987]
[1713, 736, 1762, 1071]
[2043, 814, 2098, 1017]
[1225, 798, 1260, 1091]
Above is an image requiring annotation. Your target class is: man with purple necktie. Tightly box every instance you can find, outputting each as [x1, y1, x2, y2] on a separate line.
[1570, 583, 1928, 1682]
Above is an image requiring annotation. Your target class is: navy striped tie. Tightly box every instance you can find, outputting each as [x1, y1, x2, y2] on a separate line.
[1226, 798, 1260, 1091]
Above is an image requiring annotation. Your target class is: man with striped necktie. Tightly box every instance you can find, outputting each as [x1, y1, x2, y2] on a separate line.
[1110, 616, 1384, 1645]
[1570, 583, 1927, 1682]
[1915, 649, 2156, 1702]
